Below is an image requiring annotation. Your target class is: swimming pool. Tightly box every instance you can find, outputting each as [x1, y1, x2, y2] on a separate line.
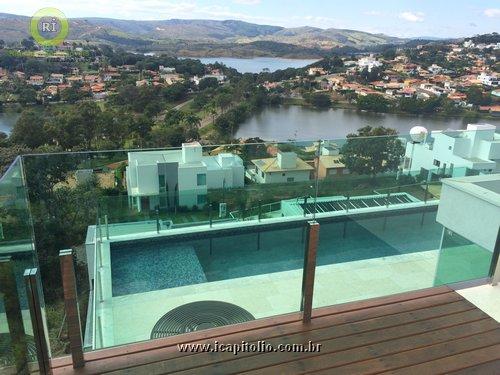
[110, 209, 444, 297]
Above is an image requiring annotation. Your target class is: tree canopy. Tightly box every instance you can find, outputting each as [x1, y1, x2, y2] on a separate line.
[340, 126, 405, 180]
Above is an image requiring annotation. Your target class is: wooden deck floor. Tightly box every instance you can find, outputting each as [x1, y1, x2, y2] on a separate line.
[51, 286, 500, 375]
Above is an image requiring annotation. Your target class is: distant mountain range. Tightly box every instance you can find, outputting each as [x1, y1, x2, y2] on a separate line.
[0, 13, 415, 57]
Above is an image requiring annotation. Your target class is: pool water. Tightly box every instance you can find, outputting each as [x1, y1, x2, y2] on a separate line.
[110, 210, 451, 297]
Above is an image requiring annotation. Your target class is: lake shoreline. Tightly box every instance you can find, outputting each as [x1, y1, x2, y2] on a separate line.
[234, 104, 500, 141]
[281, 98, 498, 122]
[188, 56, 319, 73]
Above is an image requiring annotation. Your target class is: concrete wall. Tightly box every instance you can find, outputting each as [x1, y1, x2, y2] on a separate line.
[178, 164, 207, 207]
[437, 183, 499, 251]
[263, 170, 312, 184]
[135, 164, 159, 195]
[277, 152, 297, 169]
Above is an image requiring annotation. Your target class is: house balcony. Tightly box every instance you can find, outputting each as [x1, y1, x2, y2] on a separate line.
[0, 133, 499, 374]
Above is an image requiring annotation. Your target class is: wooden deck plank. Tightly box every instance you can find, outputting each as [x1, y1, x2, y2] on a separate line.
[74, 293, 465, 374]
[82, 286, 453, 363]
[313, 330, 500, 375]
[238, 318, 498, 375]
[447, 359, 500, 375]
[389, 344, 500, 375]
[108, 300, 481, 375]
[50, 288, 500, 375]
[54, 291, 461, 375]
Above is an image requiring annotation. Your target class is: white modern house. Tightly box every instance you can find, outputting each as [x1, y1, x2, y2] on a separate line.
[478, 73, 499, 87]
[247, 151, 314, 184]
[126, 142, 244, 210]
[403, 124, 500, 180]
[357, 56, 383, 72]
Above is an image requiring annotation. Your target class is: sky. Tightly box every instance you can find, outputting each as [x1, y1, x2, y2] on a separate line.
[1, 0, 500, 38]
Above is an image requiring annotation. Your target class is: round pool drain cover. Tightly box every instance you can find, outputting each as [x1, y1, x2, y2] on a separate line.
[151, 301, 255, 339]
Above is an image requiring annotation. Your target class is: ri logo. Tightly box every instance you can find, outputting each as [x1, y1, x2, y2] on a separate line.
[41, 18, 59, 33]
[30, 8, 69, 47]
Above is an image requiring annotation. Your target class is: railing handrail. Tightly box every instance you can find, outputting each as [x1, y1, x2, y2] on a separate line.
[91, 228, 100, 350]
[0, 155, 22, 184]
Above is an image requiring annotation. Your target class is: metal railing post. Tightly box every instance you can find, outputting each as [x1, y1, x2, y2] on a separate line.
[209, 204, 213, 228]
[155, 207, 160, 233]
[104, 214, 109, 240]
[490, 227, 500, 285]
[59, 249, 84, 369]
[301, 221, 320, 323]
[97, 218, 102, 242]
[0, 257, 29, 374]
[24, 268, 51, 375]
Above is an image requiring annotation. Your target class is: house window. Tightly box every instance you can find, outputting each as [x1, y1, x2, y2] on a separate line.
[197, 173, 206, 186]
[403, 157, 411, 169]
[158, 174, 165, 188]
[448, 146, 452, 150]
[282, 173, 286, 176]
[433, 159, 441, 167]
[197, 194, 207, 205]
[261, 170, 264, 178]
[287, 177, 295, 183]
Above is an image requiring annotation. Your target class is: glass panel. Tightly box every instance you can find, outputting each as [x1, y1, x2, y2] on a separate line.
[313, 130, 498, 308]
[93, 217, 305, 349]
[313, 182, 446, 307]
[13, 126, 500, 355]
[434, 229, 494, 285]
[0, 157, 38, 373]
[22, 152, 99, 358]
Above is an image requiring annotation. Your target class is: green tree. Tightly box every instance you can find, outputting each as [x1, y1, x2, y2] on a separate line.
[130, 115, 153, 147]
[357, 94, 391, 113]
[204, 102, 218, 125]
[45, 102, 102, 150]
[164, 109, 185, 127]
[150, 124, 187, 147]
[10, 110, 47, 148]
[466, 86, 491, 106]
[182, 113, 201, 129]
[214, 92, 232, 113]
[21, 37, 35, 50]
[198, 77, 219, 90]
[306, 92, 332, 108]
[60, 86, 87, 104]
[340, 126, 404, 181]
[18, 86, 37, 105]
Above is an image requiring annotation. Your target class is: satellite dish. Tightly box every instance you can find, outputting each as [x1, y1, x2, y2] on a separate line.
[410, 126, 428, 143]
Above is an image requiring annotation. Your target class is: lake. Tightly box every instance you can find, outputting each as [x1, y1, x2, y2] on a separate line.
[0, 112, 19, 135]
[235, 105, 500, 141]
[194, 57, 319, 73]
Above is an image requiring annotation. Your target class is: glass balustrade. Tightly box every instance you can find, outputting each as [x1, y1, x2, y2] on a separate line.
[0, 129, 498, 363]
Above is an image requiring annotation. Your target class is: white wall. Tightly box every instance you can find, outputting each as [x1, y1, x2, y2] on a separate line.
[135, 164, 159, 195]
[263, 170, 311, 184]
[178, 164, 207, 207]
[437, 182, 500, 251]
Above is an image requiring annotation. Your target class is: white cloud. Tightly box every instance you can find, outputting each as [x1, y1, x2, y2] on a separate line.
[364, 11, 382, 16]
[232, 0, 261, 5]
[484, 8, 500, 18]
[399, 11, 425, 23]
